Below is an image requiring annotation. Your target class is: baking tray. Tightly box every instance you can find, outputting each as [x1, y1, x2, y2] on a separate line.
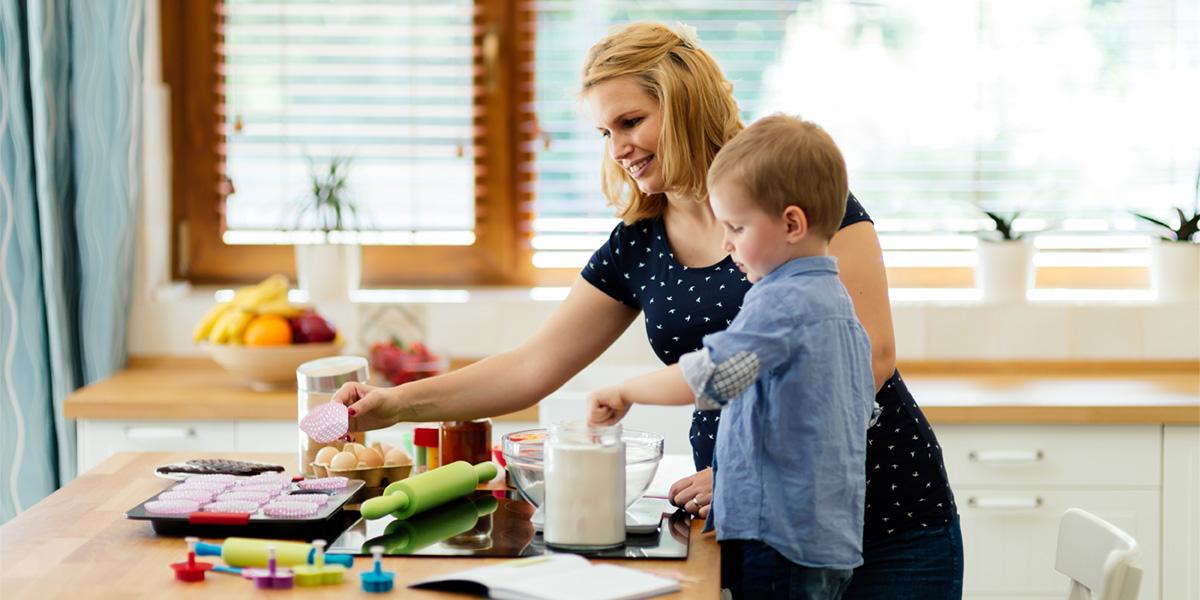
[126, 478, 365, 540]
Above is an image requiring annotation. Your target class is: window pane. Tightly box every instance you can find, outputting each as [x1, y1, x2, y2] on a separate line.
[221, 0, 476, 241]
[533, 0, 1199, 253]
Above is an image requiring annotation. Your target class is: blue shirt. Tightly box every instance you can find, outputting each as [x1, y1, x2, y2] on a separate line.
[581, 193, 958, 542]
[677, 256, 874, 570]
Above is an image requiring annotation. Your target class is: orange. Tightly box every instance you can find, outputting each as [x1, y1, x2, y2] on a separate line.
[243, 315, 293, 346]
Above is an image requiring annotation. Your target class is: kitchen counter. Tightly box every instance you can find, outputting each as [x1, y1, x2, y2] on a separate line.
[0, 452, 719, 598]
[65, 358, 1199, 424]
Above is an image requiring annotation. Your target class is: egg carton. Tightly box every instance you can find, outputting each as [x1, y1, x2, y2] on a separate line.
[309, 462, 412, 488]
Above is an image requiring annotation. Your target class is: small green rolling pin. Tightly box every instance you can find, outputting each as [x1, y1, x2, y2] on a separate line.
[361, 460, 498, 520]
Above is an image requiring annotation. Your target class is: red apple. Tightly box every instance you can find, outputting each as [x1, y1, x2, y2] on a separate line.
[290, 311, 337, 343]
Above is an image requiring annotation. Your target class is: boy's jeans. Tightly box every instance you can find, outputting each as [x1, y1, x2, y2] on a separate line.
[721, 539, 854, 600]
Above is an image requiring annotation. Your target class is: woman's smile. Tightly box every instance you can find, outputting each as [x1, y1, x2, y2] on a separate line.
[626, 155, 654, 178]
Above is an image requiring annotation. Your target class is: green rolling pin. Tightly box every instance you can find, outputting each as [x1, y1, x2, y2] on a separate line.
[361, 460, 498, 520]
[364, 495, 499, 554]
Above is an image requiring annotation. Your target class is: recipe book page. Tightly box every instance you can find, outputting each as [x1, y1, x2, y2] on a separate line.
[410, 554, 681, 600]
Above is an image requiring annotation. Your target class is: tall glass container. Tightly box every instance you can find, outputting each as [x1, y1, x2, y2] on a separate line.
[543, 421, 625, 550]
[297, 355, 368, 476]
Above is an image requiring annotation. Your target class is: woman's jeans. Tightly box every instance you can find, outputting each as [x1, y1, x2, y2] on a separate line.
[843, 515, 964, 600]
[721, 539, 854, 600]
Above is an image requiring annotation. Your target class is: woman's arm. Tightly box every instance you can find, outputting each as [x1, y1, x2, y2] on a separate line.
[829, 221, 897, 391]
[337, 276, 639, 428]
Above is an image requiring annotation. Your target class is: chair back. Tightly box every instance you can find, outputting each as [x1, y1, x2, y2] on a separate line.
[1055, 508, 1142, 600]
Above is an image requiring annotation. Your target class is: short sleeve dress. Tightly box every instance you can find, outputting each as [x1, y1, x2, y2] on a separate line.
[581, 193, 957, 542]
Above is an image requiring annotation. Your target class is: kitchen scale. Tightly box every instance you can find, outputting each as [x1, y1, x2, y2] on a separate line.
[326, 491, 689, 560]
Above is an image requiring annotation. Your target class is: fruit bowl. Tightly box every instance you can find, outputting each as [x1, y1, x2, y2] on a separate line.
[203, 339, 344, 390]
[501, 428, 664, 509]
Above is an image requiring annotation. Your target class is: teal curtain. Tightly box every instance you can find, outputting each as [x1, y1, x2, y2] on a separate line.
[0, 0, 142, 523]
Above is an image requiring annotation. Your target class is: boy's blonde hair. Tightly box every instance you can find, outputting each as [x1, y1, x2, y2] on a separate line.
[708, 114, 848, 240]
[581, 22, 744, 224]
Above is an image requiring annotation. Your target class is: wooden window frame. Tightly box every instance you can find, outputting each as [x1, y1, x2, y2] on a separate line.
[163, 0, 536, 287]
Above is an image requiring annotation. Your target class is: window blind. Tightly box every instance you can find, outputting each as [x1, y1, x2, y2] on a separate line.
[218, 0, 479, 245]
[531, 0, 1199, 267]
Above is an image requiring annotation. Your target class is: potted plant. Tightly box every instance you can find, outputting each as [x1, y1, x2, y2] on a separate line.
[1133, 207, 1199, 302]
[292, 155, 364, 302]
[975, 210, 1035, 302]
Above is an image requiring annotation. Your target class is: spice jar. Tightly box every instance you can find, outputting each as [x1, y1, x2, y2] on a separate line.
[297, 356, 368, 476]
[439, 419, 492, 466]
[543, 421, 625, 550]
[413, 426, 440, 473]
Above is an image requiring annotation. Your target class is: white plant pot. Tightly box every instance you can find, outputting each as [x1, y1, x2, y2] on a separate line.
[1150, 239, 1200, 302]
[975, 239, 1034, 303]
[294, 243, 361, 302]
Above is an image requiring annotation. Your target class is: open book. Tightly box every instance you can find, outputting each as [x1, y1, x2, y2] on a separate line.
[410, 554, 681, 600]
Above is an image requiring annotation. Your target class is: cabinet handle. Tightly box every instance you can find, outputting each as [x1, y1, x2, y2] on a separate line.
[967, 496, 1043, 510]
[967, 449, 1044, 463]
[124, 426, 197, 440]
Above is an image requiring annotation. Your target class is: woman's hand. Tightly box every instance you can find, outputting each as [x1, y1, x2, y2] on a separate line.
[331, 382, 405, 432]
[587, 386, 631, 426]
[669, 468, 713, 518]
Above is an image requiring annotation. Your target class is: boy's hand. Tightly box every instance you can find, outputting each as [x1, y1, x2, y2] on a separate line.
[587, 386, 631, 426]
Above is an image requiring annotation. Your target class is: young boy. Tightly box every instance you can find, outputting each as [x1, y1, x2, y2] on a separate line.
[588, 114, 875, 599]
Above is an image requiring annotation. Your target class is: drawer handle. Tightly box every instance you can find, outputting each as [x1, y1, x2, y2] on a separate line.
[124, 426, 197, 440]
[967, 450, 1044, 463]
[967, 496, 1043, 510]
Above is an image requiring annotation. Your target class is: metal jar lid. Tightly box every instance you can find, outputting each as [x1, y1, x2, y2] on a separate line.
[296, 355, 369, 392]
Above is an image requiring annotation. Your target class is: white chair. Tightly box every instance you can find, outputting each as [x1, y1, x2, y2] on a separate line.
[1055, 508, 1142, 600]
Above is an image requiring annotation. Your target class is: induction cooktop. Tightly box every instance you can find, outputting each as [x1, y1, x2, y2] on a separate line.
[327, 491, 690, 560]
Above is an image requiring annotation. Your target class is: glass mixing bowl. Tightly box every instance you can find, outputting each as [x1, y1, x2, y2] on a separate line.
[501, 427, 664, 509]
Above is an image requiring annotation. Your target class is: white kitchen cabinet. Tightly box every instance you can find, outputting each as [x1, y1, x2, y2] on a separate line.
[76, 419, 293, 474]
[1162, 425, 1200, 600]
[938, 425, 1162, 600]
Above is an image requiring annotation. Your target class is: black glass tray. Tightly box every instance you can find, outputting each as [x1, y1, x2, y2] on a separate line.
[326, 491, 690, 560]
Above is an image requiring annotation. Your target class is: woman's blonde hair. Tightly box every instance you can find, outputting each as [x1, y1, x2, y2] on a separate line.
[581, 22, 744, 224]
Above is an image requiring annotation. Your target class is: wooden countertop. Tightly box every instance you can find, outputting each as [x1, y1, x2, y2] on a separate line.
[64, 356, 539, 422]
[66, 358, 1199, 425]
[0, 452, 719, 599]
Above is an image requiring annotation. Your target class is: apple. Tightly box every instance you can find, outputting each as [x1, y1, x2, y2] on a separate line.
[290, 311, 337, 343]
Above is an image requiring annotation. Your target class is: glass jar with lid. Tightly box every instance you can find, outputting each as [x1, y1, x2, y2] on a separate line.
[297, 355, 368, 476]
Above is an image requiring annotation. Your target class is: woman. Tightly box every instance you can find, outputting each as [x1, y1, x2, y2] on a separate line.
[334, 22, 961, 598]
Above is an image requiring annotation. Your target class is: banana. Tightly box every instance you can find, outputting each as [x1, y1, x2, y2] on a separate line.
[256, 299, 305, 318]
[224, 310, 255, 344]
[234, 274, 289, 312]
[196, 274, 293, 345]
[193, 301, 231, 342]
[208, 309, 253, 344]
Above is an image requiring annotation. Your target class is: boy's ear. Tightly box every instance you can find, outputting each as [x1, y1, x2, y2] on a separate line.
[782, 205, 808, 243]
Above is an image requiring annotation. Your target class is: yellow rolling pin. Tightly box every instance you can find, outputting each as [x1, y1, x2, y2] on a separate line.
[361, 461, 497, 520]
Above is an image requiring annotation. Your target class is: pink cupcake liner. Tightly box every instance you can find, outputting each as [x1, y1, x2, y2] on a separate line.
[297, 477, 348, 491]
[144, 499, 200, 515]
[202, 500, 260, 513]
[175, 480, 233, 493]
[300, 402, 349, 444]
[262, 501, 319, 518]
[280, 493, 330, 506]
[217, 491, 272, 504]
[158, 489, 216, 503]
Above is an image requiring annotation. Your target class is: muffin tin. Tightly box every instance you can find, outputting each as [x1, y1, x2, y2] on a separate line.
[127, 474, 364, 539]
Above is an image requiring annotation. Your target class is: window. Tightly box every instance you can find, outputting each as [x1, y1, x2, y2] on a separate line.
[530, 0, 1199, 288]
[165, 0, 536, 286]
[168, 1, 1197, 289]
